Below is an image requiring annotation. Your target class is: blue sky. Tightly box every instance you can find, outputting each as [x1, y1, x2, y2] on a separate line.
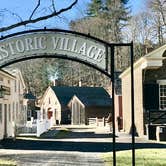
[130, 0, 147, 14]
[0, 0, 147, 35]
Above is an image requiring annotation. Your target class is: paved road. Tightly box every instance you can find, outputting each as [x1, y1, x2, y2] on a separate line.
[0, 150, 104, 166]
[0, 126, 165, 166]
[0, 126, 110, 166]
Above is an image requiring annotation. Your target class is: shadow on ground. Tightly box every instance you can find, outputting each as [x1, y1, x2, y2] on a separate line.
[0, 139, 166, 153]
[40, 129, 114, 139]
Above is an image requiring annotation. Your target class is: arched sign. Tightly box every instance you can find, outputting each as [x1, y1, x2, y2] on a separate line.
[0, 29, 107, 70]
[0, 29, 135, 166]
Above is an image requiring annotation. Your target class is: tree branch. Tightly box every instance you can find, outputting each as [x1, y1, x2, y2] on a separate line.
[2, 8, 23, 22]
[158, 1, 166, 26]
[29, 0, 41, 20]
[51, 0, 56, 12]
[0, 0, 78, 33]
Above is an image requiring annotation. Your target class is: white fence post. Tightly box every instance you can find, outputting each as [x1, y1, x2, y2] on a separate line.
[36, 119, 40, 137]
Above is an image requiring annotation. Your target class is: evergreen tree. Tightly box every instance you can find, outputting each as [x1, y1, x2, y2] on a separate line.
[69, 0, 131, 87]
[103, 0, 130, 42]
[87, 0, 103, 16]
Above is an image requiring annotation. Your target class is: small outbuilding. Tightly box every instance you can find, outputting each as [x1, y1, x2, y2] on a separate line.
[40, 86, 112, 125]
[68, 89, 112, 125]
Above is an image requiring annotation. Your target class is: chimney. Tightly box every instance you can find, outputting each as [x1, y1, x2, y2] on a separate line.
[54, 79, 62, 86]
[79, 80, 82, 87]
[53, 80, 56, 86]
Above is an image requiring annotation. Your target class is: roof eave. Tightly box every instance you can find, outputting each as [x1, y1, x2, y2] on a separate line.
[120, 45, 166, 79]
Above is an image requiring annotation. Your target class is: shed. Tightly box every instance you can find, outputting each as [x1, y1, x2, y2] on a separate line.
[40, 86, 112, 125]
[68, 89, 112, 125]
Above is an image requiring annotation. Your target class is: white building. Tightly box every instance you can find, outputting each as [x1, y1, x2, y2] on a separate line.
[40, 86, 61, 126]
[0, 69, 26, 140]
[40, 86, 112, 126]
[120, 44, 166, 137]
[8, 69, 27, 127]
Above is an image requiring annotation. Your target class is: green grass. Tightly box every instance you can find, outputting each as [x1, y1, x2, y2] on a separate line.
[102, 149, 166, 166]
[55, 129, 70, 138]
[0, 159, 16, 166]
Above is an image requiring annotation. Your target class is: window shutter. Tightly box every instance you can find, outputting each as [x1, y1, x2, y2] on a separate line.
[143, 83, 159, 110]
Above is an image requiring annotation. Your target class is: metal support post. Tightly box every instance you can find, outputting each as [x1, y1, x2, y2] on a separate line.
[111, 45, 116, 166]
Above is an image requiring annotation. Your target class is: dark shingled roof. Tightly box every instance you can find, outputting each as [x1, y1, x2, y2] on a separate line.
[24, 92, 36, 100]
[75, 96, 112, 107]
[51, 86, 112, 107]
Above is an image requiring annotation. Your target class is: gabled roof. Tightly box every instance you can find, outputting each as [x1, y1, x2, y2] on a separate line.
[0, 69, 16, 79]
[72, 95, 112, 107]
[51, 86, 112, 106]
[120, 44, 166, 78]
[24, 92, 36, 100]
[4, 68, 26, 89]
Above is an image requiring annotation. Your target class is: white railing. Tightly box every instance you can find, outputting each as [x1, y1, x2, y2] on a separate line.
[88, 118, 97, 126]
[36, 118, 52, 137]
[16, 124, 37, 134]
[17, 113, 53, 137]
[88, 117, 106, 127]
[97, 117, 105, 127]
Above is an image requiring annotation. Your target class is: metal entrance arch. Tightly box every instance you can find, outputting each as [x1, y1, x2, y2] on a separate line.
[0, 29, 135, 166]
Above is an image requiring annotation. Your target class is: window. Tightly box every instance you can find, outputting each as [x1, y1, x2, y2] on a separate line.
[0, 76, 3, 82]
[18, 81, 20, 94]
[43, 109, 45, 119]
[13, 102, 15, 121]
[4, 104, 7, 124]
[27, 110, 31, 117]
[9, 104, 11, 122]
[0, 88, 3, 98]
[0, 103, 2, 123]
[157, 80, 166, 110]
[15, 80, 17, 92]
[159, 84, 166, 110]
[16, 102, 18, 117]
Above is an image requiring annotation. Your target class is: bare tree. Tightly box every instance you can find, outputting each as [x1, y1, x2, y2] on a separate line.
[148, 0, 166, 26]
[148, 0, 166, 45]
[0, 0, 78, 33]
[0, 0, 78, 95]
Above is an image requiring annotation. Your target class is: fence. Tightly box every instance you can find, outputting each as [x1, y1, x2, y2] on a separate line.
[36, 119, 51, 137]
[16, 118, 52, 137]
[88, 117, 108, 127]
[88, 118, 97, 126]
[16, 125, 37, 134]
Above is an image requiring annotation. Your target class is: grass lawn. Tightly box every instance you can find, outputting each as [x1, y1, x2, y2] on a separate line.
[55, 128, 70, 139]
[0, 159, 16, 166]
[102, 149, 166, 166]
